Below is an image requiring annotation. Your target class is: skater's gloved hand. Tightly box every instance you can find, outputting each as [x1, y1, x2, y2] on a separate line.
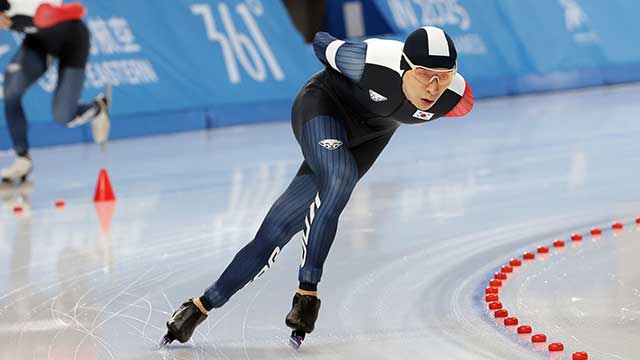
[0, 13, 12, 29]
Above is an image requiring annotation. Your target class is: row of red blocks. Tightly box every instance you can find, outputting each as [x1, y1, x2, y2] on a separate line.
[487, 307, 589, 358]
[13, 200, 65, 213]
[479, 220, 640, 360]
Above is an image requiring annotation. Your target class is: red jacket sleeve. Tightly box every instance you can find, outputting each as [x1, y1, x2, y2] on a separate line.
[445, 80, 474, 117]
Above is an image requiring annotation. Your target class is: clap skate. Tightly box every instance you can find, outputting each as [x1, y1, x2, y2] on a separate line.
[285, 293, 321, 351]
[160, 298, 207, 346]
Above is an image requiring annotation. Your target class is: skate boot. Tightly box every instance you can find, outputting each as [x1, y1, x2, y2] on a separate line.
[92, 85, 111, 146]
[160, 298, 208, 346]
[285, 293, 321, 351]
[1, 157, 32, 184]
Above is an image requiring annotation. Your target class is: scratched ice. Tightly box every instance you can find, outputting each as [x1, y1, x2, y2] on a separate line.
[1, 83, 640, 359]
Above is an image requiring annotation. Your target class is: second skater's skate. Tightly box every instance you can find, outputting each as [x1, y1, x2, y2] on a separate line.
[0, 156, 32, 184]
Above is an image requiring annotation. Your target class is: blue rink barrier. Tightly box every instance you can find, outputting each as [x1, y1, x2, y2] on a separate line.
[0, 0, 321, 149]
[1, 0, 639, 150]
[370, 0, 640, 96]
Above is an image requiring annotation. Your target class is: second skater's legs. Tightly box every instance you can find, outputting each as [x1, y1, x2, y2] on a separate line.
[54, 67, 112, 145]
[1, 43, 47, 182]
[1, 34, 108, 183]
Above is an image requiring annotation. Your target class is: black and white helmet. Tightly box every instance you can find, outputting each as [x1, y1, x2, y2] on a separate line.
[401, 26, 457, 70]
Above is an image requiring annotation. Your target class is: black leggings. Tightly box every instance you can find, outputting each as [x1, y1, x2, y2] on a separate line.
[201, 115, 359, 309]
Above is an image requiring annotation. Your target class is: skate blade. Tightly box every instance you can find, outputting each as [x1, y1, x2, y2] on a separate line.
[288, 333, 304, 351]
[288, 337, 301, 351]
[159, 333, 175, 348]
[0, 175, 29, 187]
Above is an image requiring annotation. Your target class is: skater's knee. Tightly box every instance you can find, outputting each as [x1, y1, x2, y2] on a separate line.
[320, 175, 357, 207]
[52, 101, 75, 125]
[328, 175, 357, 193]
[256, 218, 294, 246]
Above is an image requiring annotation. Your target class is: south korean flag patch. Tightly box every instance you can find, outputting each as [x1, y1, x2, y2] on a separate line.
[413, 110, 435, 121]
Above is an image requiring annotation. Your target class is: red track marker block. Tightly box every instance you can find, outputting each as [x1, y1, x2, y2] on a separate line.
[573, 352, 589, 360]
[517, 325, 532, 334]
[485, 294, 499, 302]
[531, 334, 547, 343]
[486, 287, 499, 294]
[549, 343, 564, 352]
[501, 265, 513, 273]
[494, 309, 508, 318]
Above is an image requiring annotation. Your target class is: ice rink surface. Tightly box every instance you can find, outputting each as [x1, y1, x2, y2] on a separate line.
[1, 83, 639, 359]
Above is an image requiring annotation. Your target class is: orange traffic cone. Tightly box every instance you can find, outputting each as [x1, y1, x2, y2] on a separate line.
[94, 168, 116, 202]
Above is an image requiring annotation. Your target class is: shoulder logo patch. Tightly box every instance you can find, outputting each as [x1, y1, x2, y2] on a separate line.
[369, 89, 388, 102]
[319, 139, 343, 150]
[413, 110, 435, 121]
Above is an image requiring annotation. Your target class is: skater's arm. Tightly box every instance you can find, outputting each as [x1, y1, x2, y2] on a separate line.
[0, 13, 12, 28]
[444, 74, 474, 118]
[313, 32, 367, 83]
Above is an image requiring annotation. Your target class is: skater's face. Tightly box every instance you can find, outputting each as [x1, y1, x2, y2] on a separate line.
[402, 66, 456, 111]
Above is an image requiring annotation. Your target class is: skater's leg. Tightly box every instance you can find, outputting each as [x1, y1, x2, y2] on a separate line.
[284, 116, 356, 342]
[3, 43, 48, 157]
[51, 66, 98, 126]
[297, 116, 358, 286]
[200, 171, 318, 310]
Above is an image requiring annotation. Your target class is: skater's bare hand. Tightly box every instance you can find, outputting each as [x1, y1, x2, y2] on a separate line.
[0, 14, 12, 29]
